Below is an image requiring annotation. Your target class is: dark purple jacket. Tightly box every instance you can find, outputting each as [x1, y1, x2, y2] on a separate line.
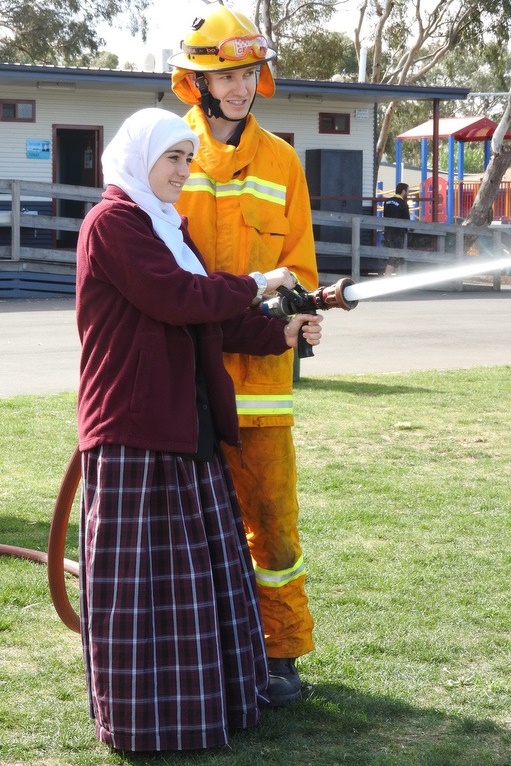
[76, 186, 288, 453]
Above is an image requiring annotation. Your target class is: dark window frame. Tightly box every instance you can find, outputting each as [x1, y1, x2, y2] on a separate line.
[274, 132, 295, 146]
[318, 112, 350, 135]
[0, 99, 36, 122]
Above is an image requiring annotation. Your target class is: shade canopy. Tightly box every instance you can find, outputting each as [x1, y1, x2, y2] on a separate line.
[397, 116, 511, 142]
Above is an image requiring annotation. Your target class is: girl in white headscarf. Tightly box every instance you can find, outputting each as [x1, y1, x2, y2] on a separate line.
[75, 108, 321, 753]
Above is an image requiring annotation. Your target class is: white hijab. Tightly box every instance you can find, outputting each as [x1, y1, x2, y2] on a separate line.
[102, 107, 206, 275]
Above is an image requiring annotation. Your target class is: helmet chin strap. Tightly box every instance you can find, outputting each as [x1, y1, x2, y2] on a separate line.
[195, 73, 258, 122]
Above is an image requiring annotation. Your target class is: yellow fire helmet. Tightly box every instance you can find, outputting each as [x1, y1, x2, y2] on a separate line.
[170, 4, 277, 107]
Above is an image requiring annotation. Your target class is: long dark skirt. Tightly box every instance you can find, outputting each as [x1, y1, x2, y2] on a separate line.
[79, 444, 269, 752]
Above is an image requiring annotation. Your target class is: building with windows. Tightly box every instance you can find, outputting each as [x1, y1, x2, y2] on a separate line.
[0, 63, 469, 294]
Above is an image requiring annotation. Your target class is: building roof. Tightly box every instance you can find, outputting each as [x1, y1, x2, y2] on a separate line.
[0, 63, 470, 104]
[276, 78, 469, 103]
[397, 115, 511, 141]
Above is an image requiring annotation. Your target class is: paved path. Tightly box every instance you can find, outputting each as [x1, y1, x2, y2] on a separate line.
[300, 284, 511, 377]
[0, 298, 80, 398]
[0, 285, 510, 398]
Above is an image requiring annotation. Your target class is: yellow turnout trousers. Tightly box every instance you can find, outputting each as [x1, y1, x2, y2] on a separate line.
[222, 426, 314, 658]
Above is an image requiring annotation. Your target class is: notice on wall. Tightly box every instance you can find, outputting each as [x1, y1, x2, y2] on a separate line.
[26, 140, 51, 159]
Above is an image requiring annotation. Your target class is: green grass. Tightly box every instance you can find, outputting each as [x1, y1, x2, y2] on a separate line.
[2, 368, 511, 765]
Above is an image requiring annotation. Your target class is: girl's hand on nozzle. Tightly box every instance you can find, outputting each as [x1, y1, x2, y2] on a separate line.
[283, 313, 323, 349]
[263, 267, 298, 295]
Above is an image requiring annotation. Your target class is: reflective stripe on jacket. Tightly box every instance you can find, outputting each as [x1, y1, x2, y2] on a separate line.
[176, 107, 319, 427]
[253, 555, 306, 589]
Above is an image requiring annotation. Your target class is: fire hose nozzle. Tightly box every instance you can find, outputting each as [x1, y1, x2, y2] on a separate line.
[316, 277, 359, 311]
[261, 277, 359, 319]
[260, 277, 358, 359]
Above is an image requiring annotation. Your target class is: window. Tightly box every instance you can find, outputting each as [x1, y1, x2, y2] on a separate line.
[1, 100, 35, 122]
[318, 112, 350, 135]
[274, 132, 294, 146]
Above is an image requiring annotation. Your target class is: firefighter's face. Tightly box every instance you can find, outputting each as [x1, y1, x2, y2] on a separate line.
[202, 67, 258, 121]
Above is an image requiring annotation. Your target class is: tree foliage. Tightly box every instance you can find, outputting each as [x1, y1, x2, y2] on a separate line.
[0, 0, 149, 65]
[253, 0, 338, 61]
[245, 0, 511, 224]
[88, 51, 120, 70]
[277, 29, 358, 80]
[247, 0, 511, 167]
[383, 44, 511, 171]
[352, 0, 511, 165]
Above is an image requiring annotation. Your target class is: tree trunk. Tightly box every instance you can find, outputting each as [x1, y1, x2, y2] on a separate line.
[464, 92, 511, 227]
[463, 148, 511, 227]
[376, 100, 399, 167]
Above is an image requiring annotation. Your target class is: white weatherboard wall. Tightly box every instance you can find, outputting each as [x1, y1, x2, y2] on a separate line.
[0, 85, 181, 184]
[0, 81, 376, 204]
[252, 95, 376, 203]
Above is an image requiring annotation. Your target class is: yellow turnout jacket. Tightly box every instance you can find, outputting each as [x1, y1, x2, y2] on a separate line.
[176, 107, 318, 428]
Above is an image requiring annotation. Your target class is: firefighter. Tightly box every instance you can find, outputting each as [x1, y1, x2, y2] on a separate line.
[169, 4, 319, 707]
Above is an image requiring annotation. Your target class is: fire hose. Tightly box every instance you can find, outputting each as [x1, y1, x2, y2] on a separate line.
[0, 278, 356, 633]
[46, 446, 81, 633]
[2, 257, 510, 632]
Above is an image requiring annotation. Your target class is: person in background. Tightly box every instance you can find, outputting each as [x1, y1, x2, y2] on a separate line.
[76, 107, 322, 752]
[170, 4, 319, 707]
[382, 182, 410, 276]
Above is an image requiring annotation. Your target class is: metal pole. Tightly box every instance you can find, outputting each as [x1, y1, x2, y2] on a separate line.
[432, 99, 440, 223]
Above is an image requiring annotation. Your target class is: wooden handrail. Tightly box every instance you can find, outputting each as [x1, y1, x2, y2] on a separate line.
[0, 179, 508, 289]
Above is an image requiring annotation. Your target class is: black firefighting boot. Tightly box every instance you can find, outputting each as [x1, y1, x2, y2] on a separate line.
[267, 658, 301, 707]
